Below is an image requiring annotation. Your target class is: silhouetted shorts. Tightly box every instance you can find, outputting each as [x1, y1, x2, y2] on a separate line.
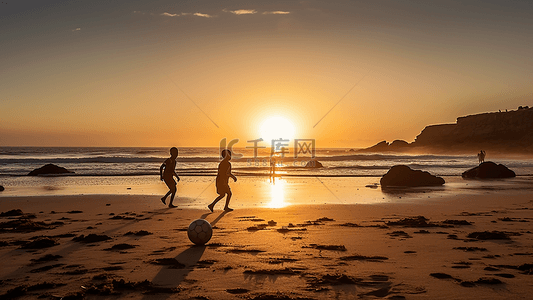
[216, 182, 230, 195]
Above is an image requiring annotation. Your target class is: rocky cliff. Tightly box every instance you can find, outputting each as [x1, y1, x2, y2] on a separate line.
[360, 106, 533, 154]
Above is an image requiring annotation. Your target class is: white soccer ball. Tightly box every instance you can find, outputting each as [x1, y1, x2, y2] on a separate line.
[187, 219, 213, 245]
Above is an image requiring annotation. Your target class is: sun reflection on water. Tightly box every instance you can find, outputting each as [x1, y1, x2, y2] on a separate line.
[268, 179, 288, 208]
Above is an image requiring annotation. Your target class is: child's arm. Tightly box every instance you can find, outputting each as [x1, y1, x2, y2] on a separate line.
[228, 164, 237, 182]
[159, 163, 165, 181]
[174, 170, 180, 182]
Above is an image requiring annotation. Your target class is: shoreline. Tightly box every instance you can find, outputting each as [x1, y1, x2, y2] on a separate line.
[3, 173, 533, 177]
[1, 175, 533, 208]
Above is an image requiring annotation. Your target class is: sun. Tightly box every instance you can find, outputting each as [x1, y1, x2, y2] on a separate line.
[259, 116, 295, 144]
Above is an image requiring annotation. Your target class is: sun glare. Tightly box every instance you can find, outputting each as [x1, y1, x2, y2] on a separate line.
[259, 116, 295, 144]
[268, 179, 288, 208]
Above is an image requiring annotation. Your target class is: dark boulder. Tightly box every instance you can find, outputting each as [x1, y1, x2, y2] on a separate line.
[28, 164, 74, 176]
[0, 186, 4, 192]
[462, 162, 515, 179]
[380, 165, 445, 187]
[305, 160, 323, 168]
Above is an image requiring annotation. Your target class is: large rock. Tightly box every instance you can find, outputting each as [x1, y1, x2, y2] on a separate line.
[28, 164, 74, 176]
[462, 161, 515, 179]
[380, 165, 445, 187]
[305, 160, 323, 168]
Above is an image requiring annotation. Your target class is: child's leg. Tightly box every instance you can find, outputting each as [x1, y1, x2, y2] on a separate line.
[224, 191, 233, 211]
[208, 193, 225, 212]
[161, 191, 171, 204]
[162, 177, 175, 204]
[168, 185, 177, 207]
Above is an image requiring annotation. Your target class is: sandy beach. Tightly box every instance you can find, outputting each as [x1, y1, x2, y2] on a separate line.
[1, 183, 532, 299]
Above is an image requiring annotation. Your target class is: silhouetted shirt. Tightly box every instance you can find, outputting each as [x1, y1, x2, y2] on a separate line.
[216, 160, 231, 186]
[163, 158, 176, 177]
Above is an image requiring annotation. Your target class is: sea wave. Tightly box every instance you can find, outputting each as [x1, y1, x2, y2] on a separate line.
[1, 147, 533, 178]
[0, 155, 442, 164]
[0, 156, 220, 164]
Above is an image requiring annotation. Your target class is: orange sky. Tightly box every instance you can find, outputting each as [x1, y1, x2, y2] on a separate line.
[1, 1, 532, 148]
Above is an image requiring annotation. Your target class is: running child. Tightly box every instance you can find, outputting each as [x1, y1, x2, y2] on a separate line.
[160, 147, 180, 208]
[208, 149, 237, 212]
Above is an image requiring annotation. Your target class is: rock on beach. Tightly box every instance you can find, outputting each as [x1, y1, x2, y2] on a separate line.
[380, 165, 445, 187]
[462, 161, 515, 179]
[28, 164, 74, 176]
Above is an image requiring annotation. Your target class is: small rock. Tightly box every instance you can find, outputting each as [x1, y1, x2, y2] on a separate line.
[28, 164, 74, 176]
[305, 159, 323, 168]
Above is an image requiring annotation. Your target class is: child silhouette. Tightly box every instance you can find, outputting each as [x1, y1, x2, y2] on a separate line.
[208, 149, 237, 212]
[160, 147, 180, 208]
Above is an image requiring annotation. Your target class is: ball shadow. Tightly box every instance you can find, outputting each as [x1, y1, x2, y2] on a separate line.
[143, 245, 206, 299]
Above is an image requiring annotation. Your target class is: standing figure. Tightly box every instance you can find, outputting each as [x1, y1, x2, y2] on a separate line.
[208, 150, 237, 212]
[269, 157, 276, 183]
[160, 147, 180, 208]
[477, 150, 486, 164]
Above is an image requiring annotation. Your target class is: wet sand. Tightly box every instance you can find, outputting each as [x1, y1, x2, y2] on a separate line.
[1, 186, 532, 299]
[2, 175, 532, 208]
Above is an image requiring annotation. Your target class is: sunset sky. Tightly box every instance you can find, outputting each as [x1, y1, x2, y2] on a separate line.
[1, 0, 532, 148]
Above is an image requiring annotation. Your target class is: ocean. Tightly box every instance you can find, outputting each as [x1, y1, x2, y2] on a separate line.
[1, 147, 532, 200]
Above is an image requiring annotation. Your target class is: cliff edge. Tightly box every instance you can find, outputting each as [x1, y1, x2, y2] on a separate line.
[360, 106, 533, 154]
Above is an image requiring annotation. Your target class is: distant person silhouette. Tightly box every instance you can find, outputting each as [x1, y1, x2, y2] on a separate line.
[269, 157, 276, 183]
[477, 150, 486, 164]
[208, 149, 237, 212]
[160, 147, 180, 208]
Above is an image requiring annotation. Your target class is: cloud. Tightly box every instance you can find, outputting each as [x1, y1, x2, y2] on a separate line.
[193, 12, 213, 18]
[161, 12, 179, 17]
[226, 9, 257, 15]
[161, 12, 211, 18]
[72, 28, 81, 32]
[222, 9, 290, 15]
[263, 11, 290, 15]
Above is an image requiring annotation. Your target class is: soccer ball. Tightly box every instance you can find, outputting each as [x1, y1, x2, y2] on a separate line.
[187, 219, 213, 245]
